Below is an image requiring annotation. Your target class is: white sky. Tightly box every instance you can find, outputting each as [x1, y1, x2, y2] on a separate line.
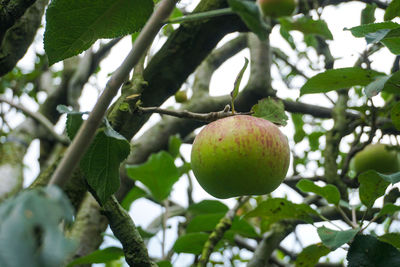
[3, 1, 398, 266]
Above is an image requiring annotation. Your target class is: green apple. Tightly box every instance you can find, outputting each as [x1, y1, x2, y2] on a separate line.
[257, 0, 297, 18]
[190, 115, 290, 199]
[174, 91, 188, 103]
[350, 144, 400, 174]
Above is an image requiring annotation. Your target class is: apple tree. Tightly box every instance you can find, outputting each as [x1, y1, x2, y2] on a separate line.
[1, 0, 400, 266]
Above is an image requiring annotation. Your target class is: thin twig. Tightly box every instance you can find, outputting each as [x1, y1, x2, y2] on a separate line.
[0, 97, 69, 145]
[337, 206, 358, 229]
[48, 0, 178, 187]
[138, 105, 252, 123]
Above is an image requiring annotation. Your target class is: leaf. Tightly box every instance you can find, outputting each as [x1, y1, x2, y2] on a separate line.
[228, 0, 269, 41]
[251, 98, 288, 126]
[295, 243, 330, 267]
[156, 261, 173, 267]
[361, 3, 376, 25]
[279, 17, 333, 40]
[358, 170, 390, 208]
[364, 75, 390, 98]
[67, 247, 124, 266]
[0, 187, 75, 267]
[230, 57, 249, 105]
[300, 68, 383, 95]
[57, 104, 88, 140]
[347, 235, 400, 266]
[347, 22, 400, 38]
[188, 200, 229, 215]
[384, 0, 400, 21]
[296, 179, 340, 205]
[391, 102, 400, 130]
[245, 198, 317, 232]
[308, 131, 324, 151]
[382, 70, 400, 94]
[80, 129, 131, 204]
[378, 233, 400, 249]
[186, 213, 224, 233]
[126, 151, 180, 202]
[168, 134, 182, 158]
[44, 0, 154, 64]
[317, 226, 358, 250]
[292, 114, 305, 143]
[120, 186, 148, 210]
[378, 203, 400, 218]
[381, 28, 400, 54]
[376, 171, 400, 184]
[173, 233, 210, 255]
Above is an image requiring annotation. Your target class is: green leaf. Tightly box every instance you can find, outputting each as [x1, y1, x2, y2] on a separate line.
[382, 70, 400, 94]
[187, 213, 224, 233]
[347, 235, 400, 266]
[251, 97, 288, 126]
[378, 233, 400, 249]
[391, 102, 400, 130]
[376, 171, 400, 184]
[188, 200, 229, 215]
[364, 75, 390, 98]
[57, 104, 88, 140]
[157, 261, 173, 267]
[296, 179, 340, 205]
[245, 198, 317, 232]
[378, 203, 400, 218]
[292, 114, 305, 143]
[295, 243, 330, 267]
[230, 57, 249, 107]
[347, 22, 400, 38]
[126, 151, 180, 202]
[361, 4, 376, 25]
[67, 247, 124, 266]
[384, 0, 400, 21]
[44, 0, 154, 65]
[279, 17, 333, 40]
[168, 134, 182, 158]
[120, 186, 148, 210]
[358, 170, 390, 208]
[228, 0, 269, 41]
[300, 68, 383, 95]
[317, 226, 359, 250]
[0, 187, 75, 267]
[173, 233, 210, 255]
[80, 129, 131, 204]
[308, 131, 324, 151]
[381, 28, 400, 54]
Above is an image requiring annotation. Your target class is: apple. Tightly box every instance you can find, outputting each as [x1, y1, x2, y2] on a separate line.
[174, 91, 188, 103]
[190, 115, 290, 199]
[257, 0, 297, 18]
[350, 144, 400, 174]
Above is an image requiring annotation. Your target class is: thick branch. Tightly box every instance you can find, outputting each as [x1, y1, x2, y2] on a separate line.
[102, 196, 156, 267]
[49, 0, 178, 187]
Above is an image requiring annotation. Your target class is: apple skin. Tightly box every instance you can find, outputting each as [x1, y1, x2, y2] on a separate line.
[350, 144, 400, 174]
[190, 115, 290, 199]
[257, 0, 297, 18]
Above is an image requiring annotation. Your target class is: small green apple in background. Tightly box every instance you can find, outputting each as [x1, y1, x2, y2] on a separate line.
[350, 143, 400, 174]
[257, 0, 297, 18]
[190, 115, 290, 199]
[174, 90, 188, 103]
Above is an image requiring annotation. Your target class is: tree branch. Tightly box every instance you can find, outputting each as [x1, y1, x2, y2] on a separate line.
[102, 196, 156, 267]
[0, 97, 69, 144]
[49, 0, 178, 187]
